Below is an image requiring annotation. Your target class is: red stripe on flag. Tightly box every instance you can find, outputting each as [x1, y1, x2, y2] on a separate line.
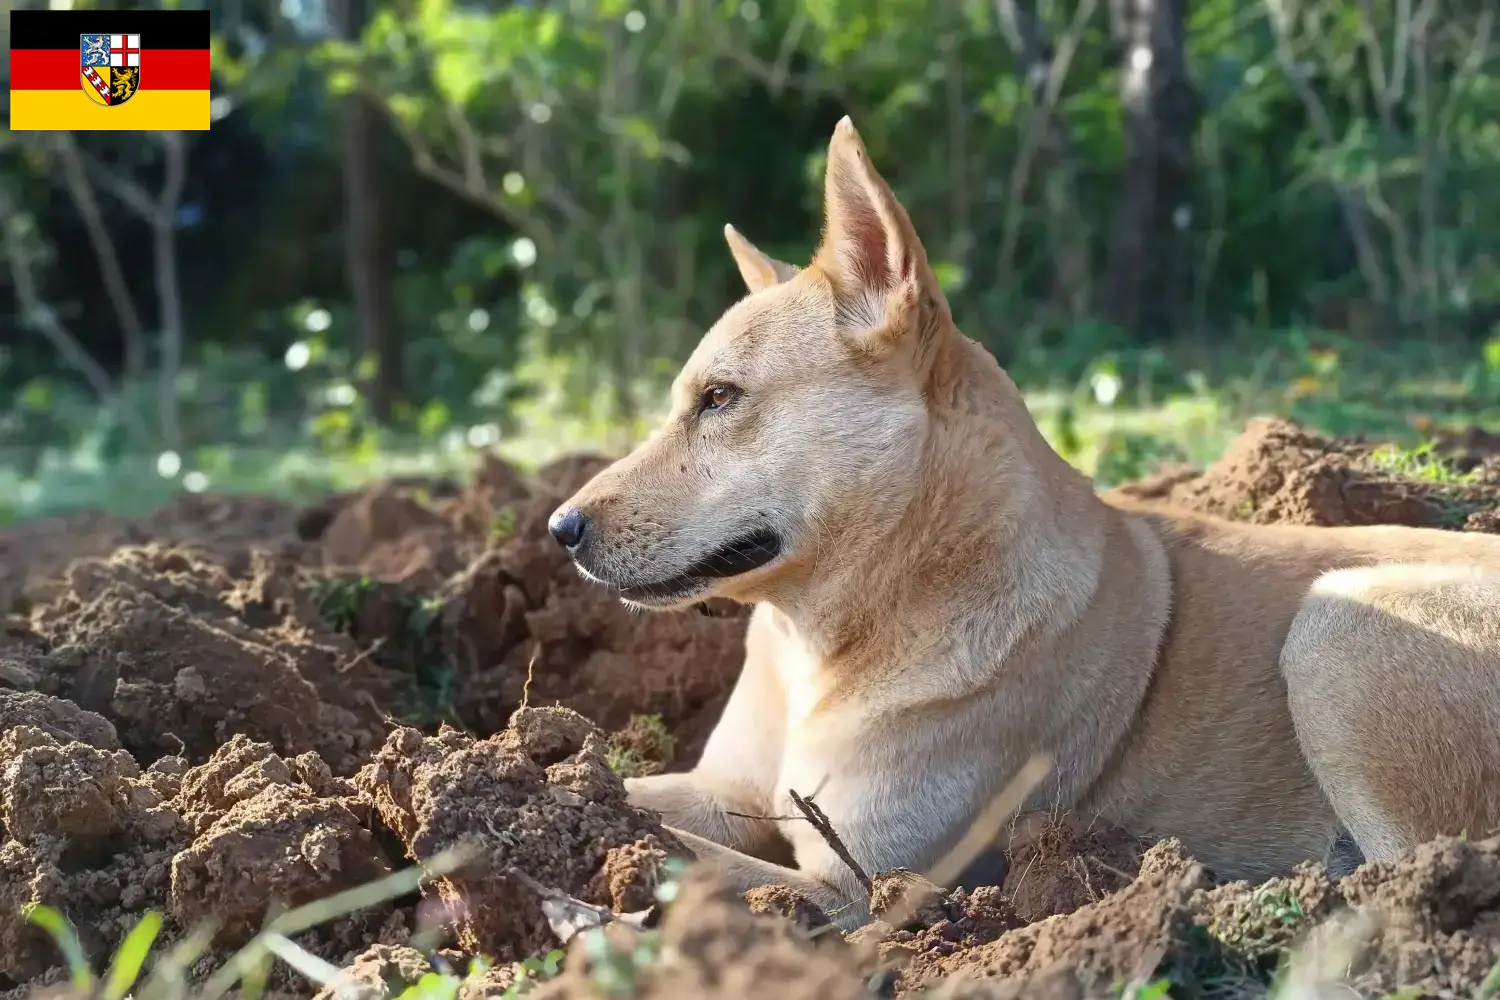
[9, 48, 210, 90]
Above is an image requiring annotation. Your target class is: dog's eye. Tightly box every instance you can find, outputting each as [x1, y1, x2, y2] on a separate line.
[699, 384, 739, 413]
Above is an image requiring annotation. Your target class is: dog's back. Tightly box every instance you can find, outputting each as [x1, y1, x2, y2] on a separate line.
[1083, 508, 1500, 876]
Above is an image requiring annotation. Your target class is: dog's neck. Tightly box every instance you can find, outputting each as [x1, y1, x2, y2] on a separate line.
[764, 333, 1111, 682]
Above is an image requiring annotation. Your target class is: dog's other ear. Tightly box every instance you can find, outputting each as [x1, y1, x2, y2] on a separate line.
[814, 116, 944, 347]
[724, 224, 799, 294]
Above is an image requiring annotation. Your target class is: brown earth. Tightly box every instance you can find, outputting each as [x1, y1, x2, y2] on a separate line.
[1, 425, 1498, 999]
[1106, 416, 1500, 532]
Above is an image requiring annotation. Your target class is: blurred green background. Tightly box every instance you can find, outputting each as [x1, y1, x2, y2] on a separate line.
[1, 0, 1497, 523]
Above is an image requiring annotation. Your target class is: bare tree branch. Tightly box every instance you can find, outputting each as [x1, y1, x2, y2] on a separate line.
[995, 0, 1098, 317]
[52, 133, 148, 380]
[0, 186, 154, 446]
[787, 789, 871, 895]
[89, 132, 190, 446]
[1264, 0, 1392, 310]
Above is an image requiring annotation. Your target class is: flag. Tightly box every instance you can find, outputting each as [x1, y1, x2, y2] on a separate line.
[9, 10, 211, 131]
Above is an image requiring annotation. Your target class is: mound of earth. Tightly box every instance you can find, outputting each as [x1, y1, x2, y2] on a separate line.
[3, 427, 1500, 998]
[356, 706, 681, 961]
[282, 452, 749, 756]
[14, 544, 399, 771]
[529, 869, 875, 1000]
[1107, 417, 1500, 532]
[0, 492, 310, 619]
[0, 452, 749, 775]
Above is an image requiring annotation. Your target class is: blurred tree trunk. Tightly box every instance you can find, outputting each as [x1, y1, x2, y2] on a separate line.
[994, 0, 1093, 321]
[1101, 0, 1199, 336]
[334, 0, 402, 422]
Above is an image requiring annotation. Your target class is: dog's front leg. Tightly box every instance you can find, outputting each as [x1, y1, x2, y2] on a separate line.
[626, 605, 795, 864]
[626, 772, 794, 865]
[660, 824, 872, 930]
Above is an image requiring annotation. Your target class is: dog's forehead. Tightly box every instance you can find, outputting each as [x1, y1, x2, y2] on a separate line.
[683, 285, 828, 380]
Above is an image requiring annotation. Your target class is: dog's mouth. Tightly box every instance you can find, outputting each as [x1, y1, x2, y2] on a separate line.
[615, 530, 784, 607]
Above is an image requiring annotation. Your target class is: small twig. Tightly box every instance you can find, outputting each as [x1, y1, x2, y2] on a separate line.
[520, 643, 540, 710]
[336, 634, 389, 674]
[788, 789, 871, 895]
[723, 809, 805, 822]
[506, 866, 654, 943]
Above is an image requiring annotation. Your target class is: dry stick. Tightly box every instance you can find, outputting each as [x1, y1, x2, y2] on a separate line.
[788, 789, 872, 895]
[520, 643, 540, 711]
[506, 866, 655, 944]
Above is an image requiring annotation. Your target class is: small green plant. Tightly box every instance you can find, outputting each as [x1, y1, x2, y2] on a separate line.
[1117, 978, 1172, 1000]
[405, 593, 447, 636]
[316, 575, 381, 633]
[490, 505, 519, 544]
[605, 745, 648, 778]
[1475, 958, 1500, 1000]
[582, 926, 663, 997]
[1367, 441, 1479, 485]
[400, 592, 460, 726]
[1251, 884, 1306, 928]
[499, 949, 564, 998]
[23, 905, 205, 1000]
[606, 714, 676, 778]
[390, 957, 495, 1000]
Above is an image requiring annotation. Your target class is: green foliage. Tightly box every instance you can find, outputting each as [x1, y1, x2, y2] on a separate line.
[4, 0, 1500, 521]
[317, 575, 381, 633]
[606, 714, 677, 779]
[497, 950, 565, 999]
[1367, 441, 1480, 485]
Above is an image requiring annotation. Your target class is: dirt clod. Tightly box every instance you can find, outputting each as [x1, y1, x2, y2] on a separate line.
[170, 780, 389, 945]
[356, 706, 683, 961]
[531, 870, 873, 1000]
[1001, 812, 1152, 923]
[0, 690, 119, 750]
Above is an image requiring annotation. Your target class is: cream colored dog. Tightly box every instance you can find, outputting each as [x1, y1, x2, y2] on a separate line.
[548, 117, 1500, 930]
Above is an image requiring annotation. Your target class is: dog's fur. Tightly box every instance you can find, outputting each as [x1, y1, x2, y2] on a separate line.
[551, 117, 1500, 929]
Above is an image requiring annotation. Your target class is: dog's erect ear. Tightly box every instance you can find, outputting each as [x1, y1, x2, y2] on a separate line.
[724, 224, 799, 294]
[814, 116, 943, 346]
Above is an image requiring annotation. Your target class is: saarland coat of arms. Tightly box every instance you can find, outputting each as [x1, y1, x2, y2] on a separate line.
[80, 33, 141, 107]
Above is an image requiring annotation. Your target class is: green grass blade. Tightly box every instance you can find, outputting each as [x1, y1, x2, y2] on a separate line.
[136, 921, 218, 1000]
[262, 932, 343, 986]
[197, 842, 478, 1000]
[266, 840, 480, 938]
[25, 904, 96, 993]
[103, 911, 163, 1000]
[1475, 958, 1500, 1000]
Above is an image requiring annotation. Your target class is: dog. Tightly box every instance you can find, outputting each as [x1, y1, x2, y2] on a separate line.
[548, 116, 1500, 930]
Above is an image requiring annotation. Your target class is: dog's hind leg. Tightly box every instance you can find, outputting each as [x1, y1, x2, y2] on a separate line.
[1281, 563, 1500, 863]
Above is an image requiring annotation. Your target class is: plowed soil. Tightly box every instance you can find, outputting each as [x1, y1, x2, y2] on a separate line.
[1, 422, 1498, 999]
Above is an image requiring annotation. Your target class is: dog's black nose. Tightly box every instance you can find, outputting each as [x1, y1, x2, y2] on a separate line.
[548, 507, 589, 549]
